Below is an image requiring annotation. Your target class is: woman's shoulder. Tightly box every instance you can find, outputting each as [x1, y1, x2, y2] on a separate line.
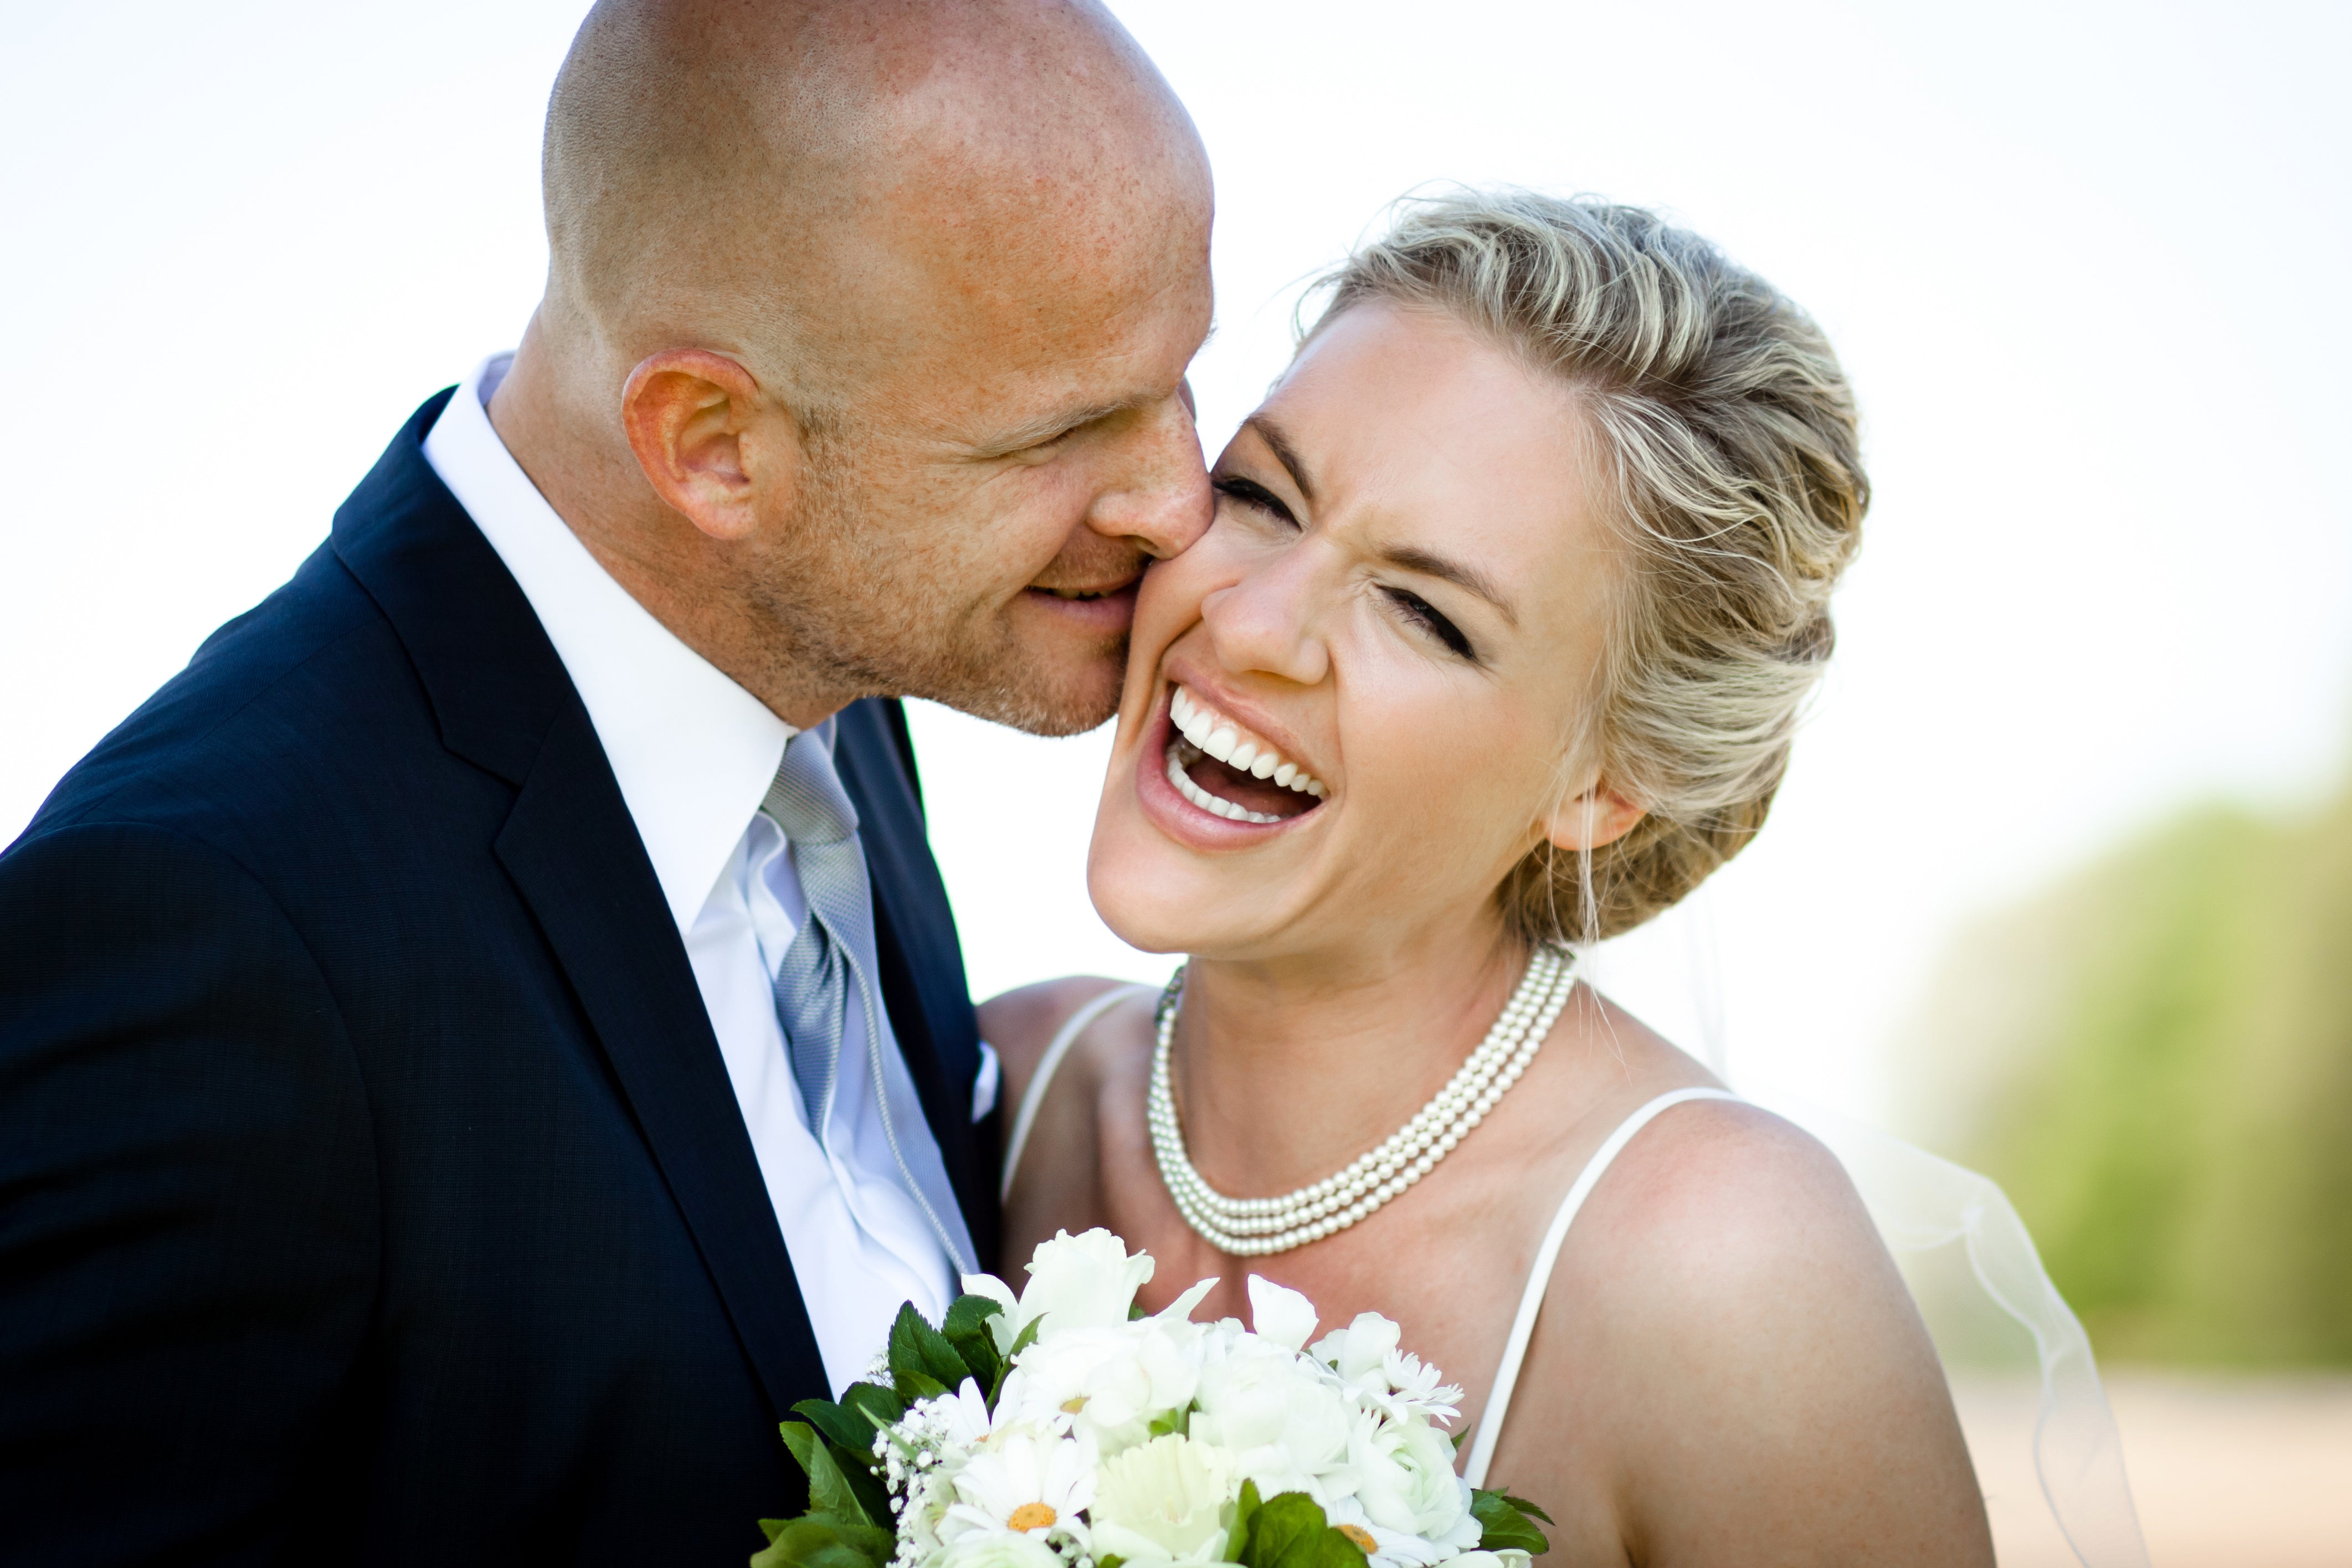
[1509, 1093, 1983, 1559]
[979, 975, 1157, 1127]
[1570, 1093, 1887, 1326]
[1548, 1093, 1954, 1467]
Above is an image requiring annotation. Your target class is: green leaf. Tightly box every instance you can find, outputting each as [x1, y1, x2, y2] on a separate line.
[941, 1292, 1005, 1340]
[1005, 1314, 1044, 1361]
[1469, 1489, 1552, 1557]
[777, 1422, 874, 1528]
[1098, 1557, 1125, 1568]
[892, 1366, 950, 1403]
[839, 1381, 906, 1433]
[824, 1436, 893, 1526]
[941, 1294, 1006, 1391]
[889, 1302, 974, 1394]
[792, 1399, 882, 1462]
[1232, 1478, 1263, 1550]
[1491, 1491, 1554, 1528]
[1234, 1490, 1367, 1568]
[748, 1514, 895, 1568]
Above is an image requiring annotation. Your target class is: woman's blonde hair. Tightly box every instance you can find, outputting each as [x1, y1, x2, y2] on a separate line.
[1306, 191, 1867, 941]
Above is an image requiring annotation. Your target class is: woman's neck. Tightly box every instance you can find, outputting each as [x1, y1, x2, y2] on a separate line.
[1169, 916, 1533, 1197]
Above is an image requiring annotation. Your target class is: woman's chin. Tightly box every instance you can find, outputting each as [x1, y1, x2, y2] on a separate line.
[1086, 800, 1297, 960]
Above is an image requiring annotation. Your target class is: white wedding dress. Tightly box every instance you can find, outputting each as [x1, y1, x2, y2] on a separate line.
[1002, 983, 2151, 1568]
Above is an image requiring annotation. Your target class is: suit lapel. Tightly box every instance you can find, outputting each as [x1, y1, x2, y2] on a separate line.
[492, 714, 826, 1413]
[332, 392, 824, 1415]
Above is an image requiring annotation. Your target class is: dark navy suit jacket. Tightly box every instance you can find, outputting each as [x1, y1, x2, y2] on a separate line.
[0, 390, 1000, 1565]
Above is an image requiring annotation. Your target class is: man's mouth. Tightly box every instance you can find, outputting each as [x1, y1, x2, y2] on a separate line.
[1028, 577, 1138, 603]
[1162, 684, 1326, 824]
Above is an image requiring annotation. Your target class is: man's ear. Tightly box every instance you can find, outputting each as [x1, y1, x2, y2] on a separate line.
[620, 349, 800, 542]
[1542, 778, 1646, 854]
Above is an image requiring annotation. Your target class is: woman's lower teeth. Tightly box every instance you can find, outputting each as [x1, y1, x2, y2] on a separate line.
[1165, 742, 1287, 824]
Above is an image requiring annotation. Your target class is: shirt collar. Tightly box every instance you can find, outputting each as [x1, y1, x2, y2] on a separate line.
[423, 353, 795, 934]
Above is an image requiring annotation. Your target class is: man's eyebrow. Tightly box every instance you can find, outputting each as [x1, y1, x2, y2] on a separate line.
[1245, 415, 1316, 505]
[973, 398, 1143, 458]
[1377, 543, 1520, 626]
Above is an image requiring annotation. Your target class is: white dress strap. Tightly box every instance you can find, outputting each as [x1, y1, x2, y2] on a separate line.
[1461, 1086, 1741, 1488]
[1000, 983, 1156, 1202]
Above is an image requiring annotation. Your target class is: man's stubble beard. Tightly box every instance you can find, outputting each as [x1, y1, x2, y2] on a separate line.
[744, 453, 1127, 738]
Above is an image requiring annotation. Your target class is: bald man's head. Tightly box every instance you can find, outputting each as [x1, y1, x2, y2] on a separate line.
[541, 0, 1206, 413]
[492, 0, 1216, 734]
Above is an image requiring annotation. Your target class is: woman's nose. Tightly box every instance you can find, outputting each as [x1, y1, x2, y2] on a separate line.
[1201, 542, 1330, 688]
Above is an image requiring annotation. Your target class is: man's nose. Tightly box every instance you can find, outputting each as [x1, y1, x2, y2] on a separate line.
[1086, 394, 1213, 561]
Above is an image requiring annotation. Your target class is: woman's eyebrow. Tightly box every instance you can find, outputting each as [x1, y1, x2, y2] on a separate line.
[1244, 415, 1316, 503]
[1378, 543, 1519, 625]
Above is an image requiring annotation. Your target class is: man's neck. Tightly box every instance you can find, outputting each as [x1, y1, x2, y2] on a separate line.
[486, 322, 851, 732]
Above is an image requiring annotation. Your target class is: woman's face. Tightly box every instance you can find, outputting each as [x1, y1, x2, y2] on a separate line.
[1088, 301, 1630, 962]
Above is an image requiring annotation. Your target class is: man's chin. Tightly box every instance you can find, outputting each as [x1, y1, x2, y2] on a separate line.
[916, 636, 1125, 738]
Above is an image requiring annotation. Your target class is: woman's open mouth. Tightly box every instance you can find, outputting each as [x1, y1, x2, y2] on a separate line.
[1159, 684, 1326, 825]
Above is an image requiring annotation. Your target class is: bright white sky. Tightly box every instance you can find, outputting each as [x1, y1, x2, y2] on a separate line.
[4, 1, 2345, 1124]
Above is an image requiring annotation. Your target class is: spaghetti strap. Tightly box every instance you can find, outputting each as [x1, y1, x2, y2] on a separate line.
[1000, 983, 1156, 1203]
[1460, 1086, 1741, 1488]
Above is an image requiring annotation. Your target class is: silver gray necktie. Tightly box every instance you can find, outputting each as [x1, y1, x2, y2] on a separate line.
[761, 722, 972, 1272]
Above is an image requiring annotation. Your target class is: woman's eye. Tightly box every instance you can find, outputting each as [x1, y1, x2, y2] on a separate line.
[1383, 587, 1476, 661]
[1212, 475, 1298, 528]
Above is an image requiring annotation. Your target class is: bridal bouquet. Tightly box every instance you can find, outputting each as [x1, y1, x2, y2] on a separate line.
[753, 1230, 1550, 1568]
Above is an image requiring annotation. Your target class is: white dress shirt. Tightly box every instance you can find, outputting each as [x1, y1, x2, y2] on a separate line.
[424, 353, 982, 1394]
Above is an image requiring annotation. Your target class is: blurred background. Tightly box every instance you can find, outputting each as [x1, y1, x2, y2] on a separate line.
[3, 1, 2345, 1560]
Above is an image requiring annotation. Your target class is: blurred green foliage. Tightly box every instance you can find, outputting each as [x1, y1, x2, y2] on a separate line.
[1902, 777, 2352, 1365]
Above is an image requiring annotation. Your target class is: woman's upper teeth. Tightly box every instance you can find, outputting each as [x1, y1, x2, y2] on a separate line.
[1169, 685, 1326, 798]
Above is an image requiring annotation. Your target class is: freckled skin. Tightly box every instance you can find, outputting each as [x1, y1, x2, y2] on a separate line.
[489, 0, 1216, 736]
[987, 307, 1993, 1566]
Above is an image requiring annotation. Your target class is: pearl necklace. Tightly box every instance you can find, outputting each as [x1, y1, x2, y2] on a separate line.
[1147, 944, 1576, 1256]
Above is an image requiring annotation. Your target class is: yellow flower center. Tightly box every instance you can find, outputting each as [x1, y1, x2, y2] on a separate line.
[1060, 1396, 1088, 1413]
[1009, 1503, 1059, 1533]
[1338, 1525, 1379, 1552]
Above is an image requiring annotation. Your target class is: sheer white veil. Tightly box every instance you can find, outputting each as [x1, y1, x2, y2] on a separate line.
[1580, 894, 2151, 1568]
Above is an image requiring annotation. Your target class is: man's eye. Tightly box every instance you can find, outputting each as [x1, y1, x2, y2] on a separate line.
[1212, 475, 1298, 528]
[1383, 587, 1476, 661]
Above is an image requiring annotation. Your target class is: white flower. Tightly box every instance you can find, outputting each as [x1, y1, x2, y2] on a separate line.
[1190, 1334, 1352, 1503]
[1347, 1413, 1481, 1550]
[1245, 1275, 1319, 1353]
[995, 1319, 1203, 1457]
[1088, 1433, 1238, 1565]
[933, 1530, 1065, 1568]
[1312, 1315, 1463, 1427]
[933, 1378, 995, 1447]
[1326, 1498, 1451, 1568]
[962, 1230, 1156, 1353]
[1312, 1312, 1401, 1386]
[941, 1423, 1096, 1548]
[1442, 1554, 1530, 1568]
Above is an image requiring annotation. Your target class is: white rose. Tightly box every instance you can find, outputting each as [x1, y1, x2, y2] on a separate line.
[964, 1230, 1156, 1352]
[990, 1318, 1202, 1458]
[1090, 1433, 1239, 1565]
[1311, 1312, 1401, 1386]
[1245, 1275, 1319, 1352]
[1348, 1414, 1480, 1548]
[1447, 1552, 1532, 1568]
[935, 1530, 1066, 1568]
[1190, 1340, 1352, 1501]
